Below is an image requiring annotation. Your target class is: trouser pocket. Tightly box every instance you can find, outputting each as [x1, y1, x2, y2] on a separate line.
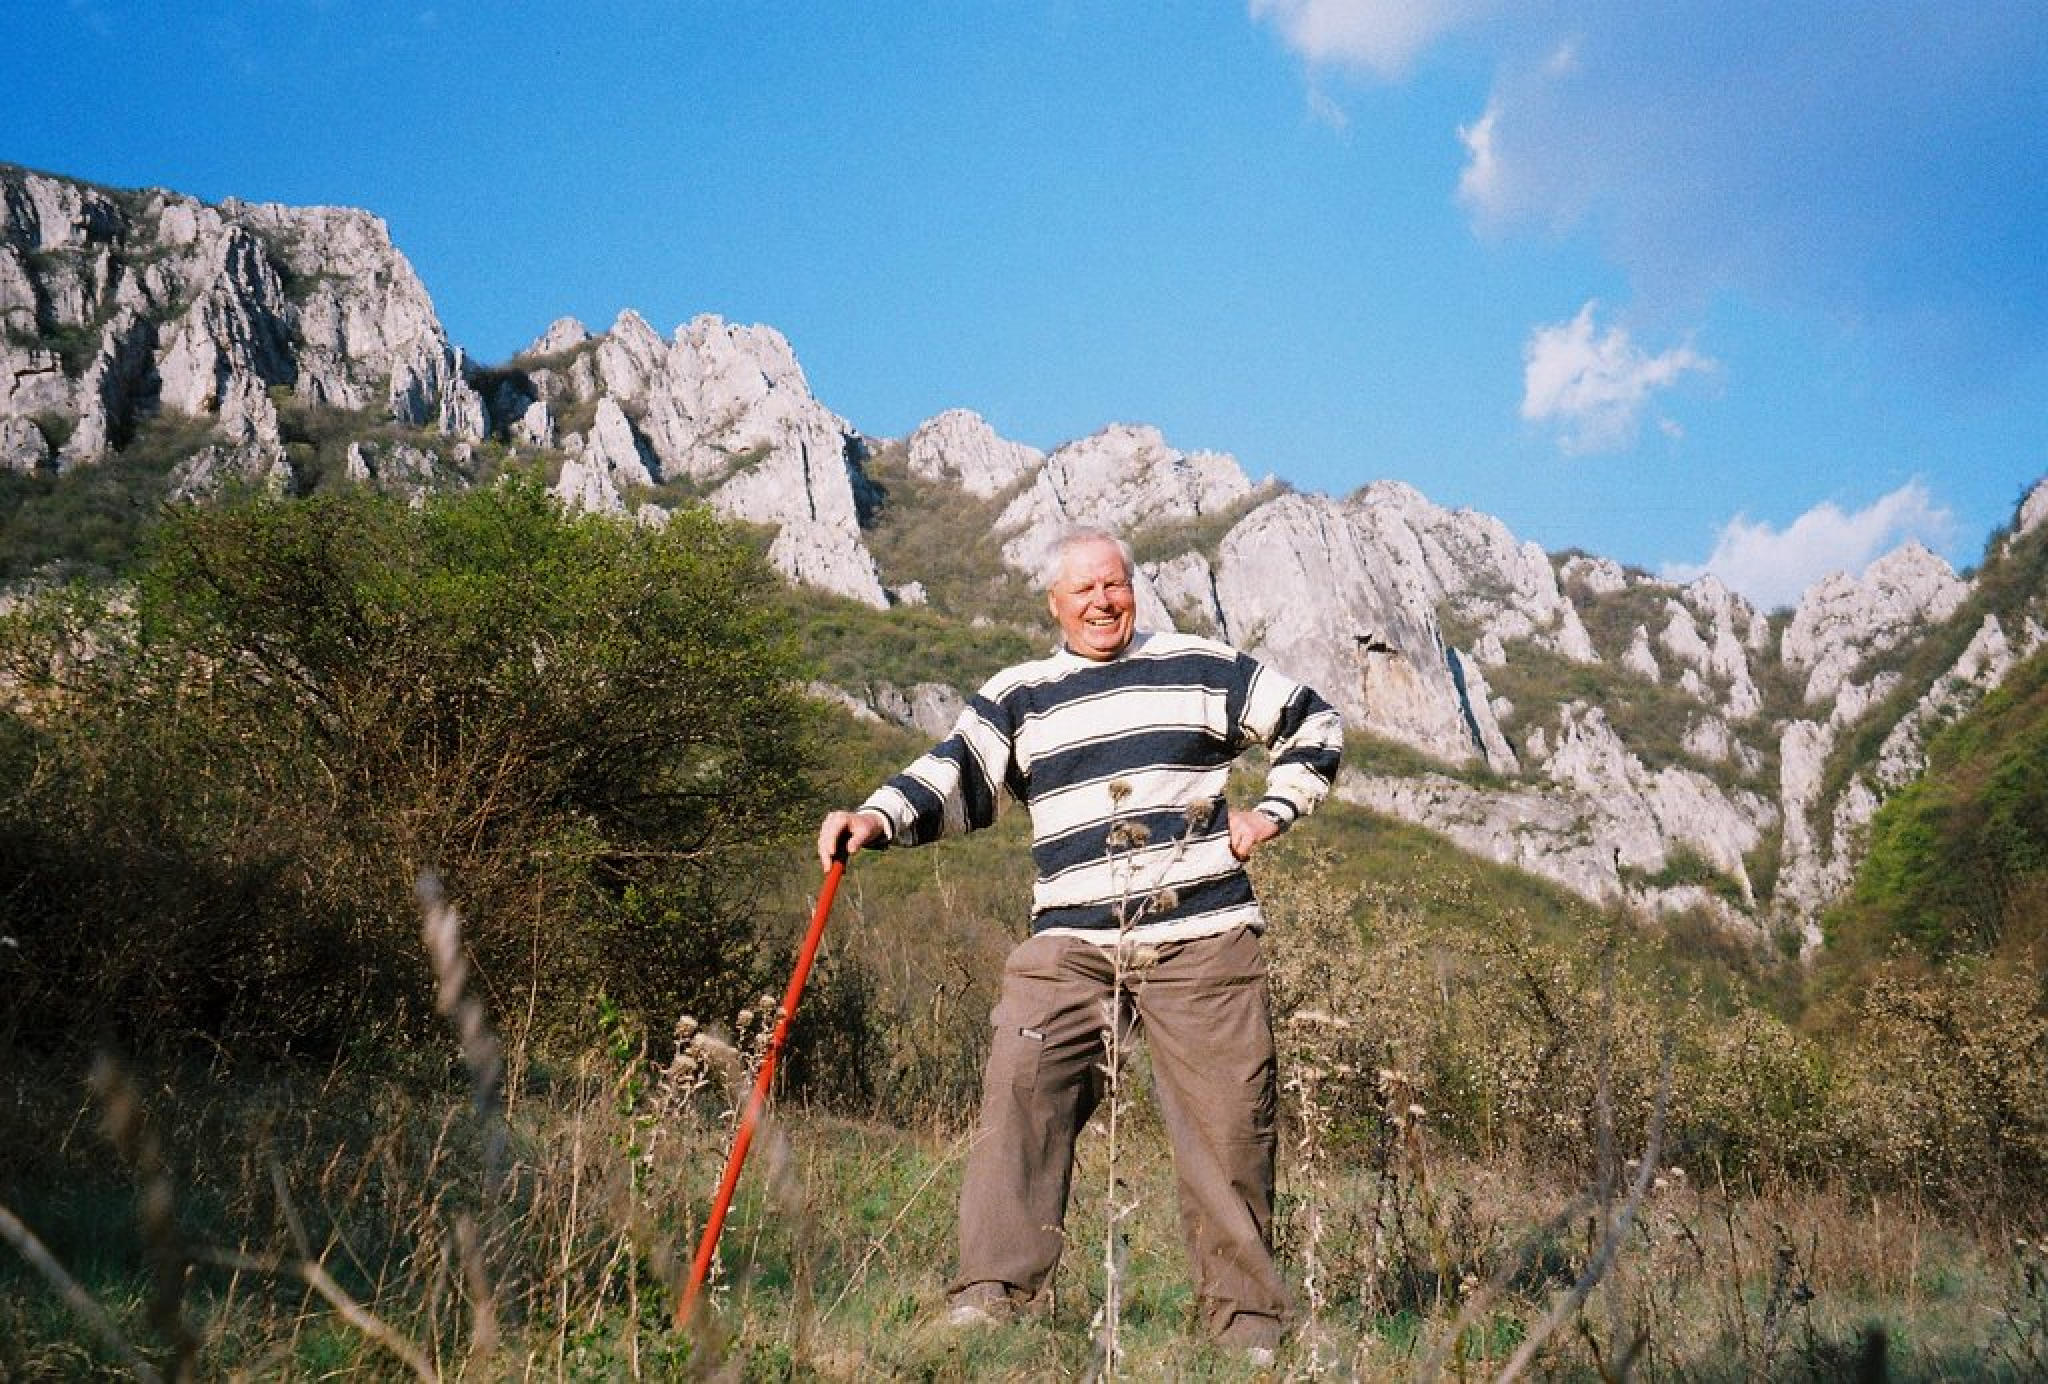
[983, 1016, 1048, 1093]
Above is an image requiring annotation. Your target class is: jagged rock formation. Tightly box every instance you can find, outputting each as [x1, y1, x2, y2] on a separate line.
[0, 164, 886, 604]
[1781, 543, 1967, 707]
[1210, 489, 1521, 769]
[1, 164, 472, 494]
[1344, 704, 1773, 922]
[509, 310, 888, 605]
[809, 680, 968, 741]
[9, 163, 2045, 947]
[996, 422, 1258, 579]
[1657, 577, 1768, 719]
[906, 409, 1042, 497]
[1766, 515, 2048, 944]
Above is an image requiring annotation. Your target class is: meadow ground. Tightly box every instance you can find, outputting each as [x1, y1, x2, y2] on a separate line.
[3, 1029, 2043, 1380]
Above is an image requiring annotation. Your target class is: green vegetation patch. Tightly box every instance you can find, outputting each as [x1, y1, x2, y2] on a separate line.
[1, 483, 829, 1060]
[1812, 514, 2048, 834]
[854, 441, 1040, 624]
[1619, 844, 1749, 908]
[0, 412, 216, 581]
[1557, 560, 1675, 664]
[782, 584, 1041, 695]
[1826, 644, 2048, 963]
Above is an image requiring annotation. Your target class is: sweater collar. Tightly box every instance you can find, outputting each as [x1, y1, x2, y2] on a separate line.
[1054, 629, 1152, 665]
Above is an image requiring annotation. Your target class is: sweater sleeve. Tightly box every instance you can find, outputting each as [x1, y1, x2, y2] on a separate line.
[1236, 658, 1344, 828]
[856, 689, 1017, 847]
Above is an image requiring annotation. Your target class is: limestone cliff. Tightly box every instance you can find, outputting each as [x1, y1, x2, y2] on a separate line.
[1, 163, 471, 494]
[508, 310, 888, 606]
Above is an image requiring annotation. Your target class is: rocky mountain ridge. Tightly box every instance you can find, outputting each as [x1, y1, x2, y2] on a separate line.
[7, 163, 2044, 947]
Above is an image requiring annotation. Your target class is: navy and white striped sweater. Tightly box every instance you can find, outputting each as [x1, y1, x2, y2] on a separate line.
[859, 630, 1344, 942]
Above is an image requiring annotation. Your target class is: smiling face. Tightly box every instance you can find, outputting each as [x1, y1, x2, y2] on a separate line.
[1047, 536, 1136, 661]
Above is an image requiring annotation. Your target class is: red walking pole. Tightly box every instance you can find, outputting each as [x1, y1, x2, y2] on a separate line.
[677, 851, 847, 1328]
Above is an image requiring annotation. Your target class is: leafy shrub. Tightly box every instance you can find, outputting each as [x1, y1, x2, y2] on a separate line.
[1256, 828, 1835, 1189]
[1826, 958, 2048, 1208]
[0, 483, 830, 1060]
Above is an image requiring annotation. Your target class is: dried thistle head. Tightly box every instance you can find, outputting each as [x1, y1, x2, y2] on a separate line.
[1107, 778, 1133, 805]
[1120, 943, 1163, 972]
[1105, 821, 1152, 852]
[1184, 799, 1215, 832]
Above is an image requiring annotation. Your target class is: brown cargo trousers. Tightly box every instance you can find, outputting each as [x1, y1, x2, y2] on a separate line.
[949, 924, 1288, 1346]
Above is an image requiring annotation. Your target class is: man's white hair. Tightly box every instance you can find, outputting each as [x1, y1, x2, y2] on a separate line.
[1041, 527, 1135, 592]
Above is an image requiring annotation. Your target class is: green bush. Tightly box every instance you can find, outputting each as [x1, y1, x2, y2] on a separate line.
[0, 483, 831, 1060]
[1827, 958, 2048, 1206]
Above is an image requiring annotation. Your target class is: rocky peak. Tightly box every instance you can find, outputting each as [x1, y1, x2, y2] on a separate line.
[525, 316, 593, 358]
[1348, 481, 1598, 666]
[1207, 490, 1519, 770]
[997, 422, 1255, 578]
[516, 309, 889, 606]
[1656, 577, 1764, 719]
[0, 165, 473, 492]
[1559, 553, 1629, 596]
[3, 169, 120, 254]
[2013, 477, 2048, 544]
[906, 408, 1043, 498]
[1780, 541, 1966, 705]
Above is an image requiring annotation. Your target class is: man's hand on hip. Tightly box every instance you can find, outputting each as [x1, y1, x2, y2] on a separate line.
[1226, 807, 1281, 862]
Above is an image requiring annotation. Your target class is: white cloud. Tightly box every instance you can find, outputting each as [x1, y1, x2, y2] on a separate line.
[1520, 302, 1714, 454]
[1441, 3, 2048, 381]
[1454, 103, 1502, 214]
[1306, 85, 1351, 132]
[1254, 4, 2047, 380]
[1661, 480, 1958, 611]
[1249, 0, 1487, 77]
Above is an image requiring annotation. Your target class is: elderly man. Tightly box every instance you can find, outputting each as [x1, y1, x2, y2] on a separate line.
[817, 527, 1343, 1357]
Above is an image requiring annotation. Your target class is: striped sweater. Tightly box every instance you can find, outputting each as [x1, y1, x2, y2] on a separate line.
[859, 630, 1344, 942]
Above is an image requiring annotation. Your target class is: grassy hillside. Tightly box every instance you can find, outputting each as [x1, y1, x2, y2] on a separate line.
[0, 413, 210, 581]
[1811, 512, 2048, 841]
[1823, 643, 2048, 967]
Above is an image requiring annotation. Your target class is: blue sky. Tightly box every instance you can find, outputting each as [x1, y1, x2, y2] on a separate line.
[5, 1, 2044, 609]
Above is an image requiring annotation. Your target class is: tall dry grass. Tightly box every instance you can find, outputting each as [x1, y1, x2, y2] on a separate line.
[4, 826, 2044, 1377]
